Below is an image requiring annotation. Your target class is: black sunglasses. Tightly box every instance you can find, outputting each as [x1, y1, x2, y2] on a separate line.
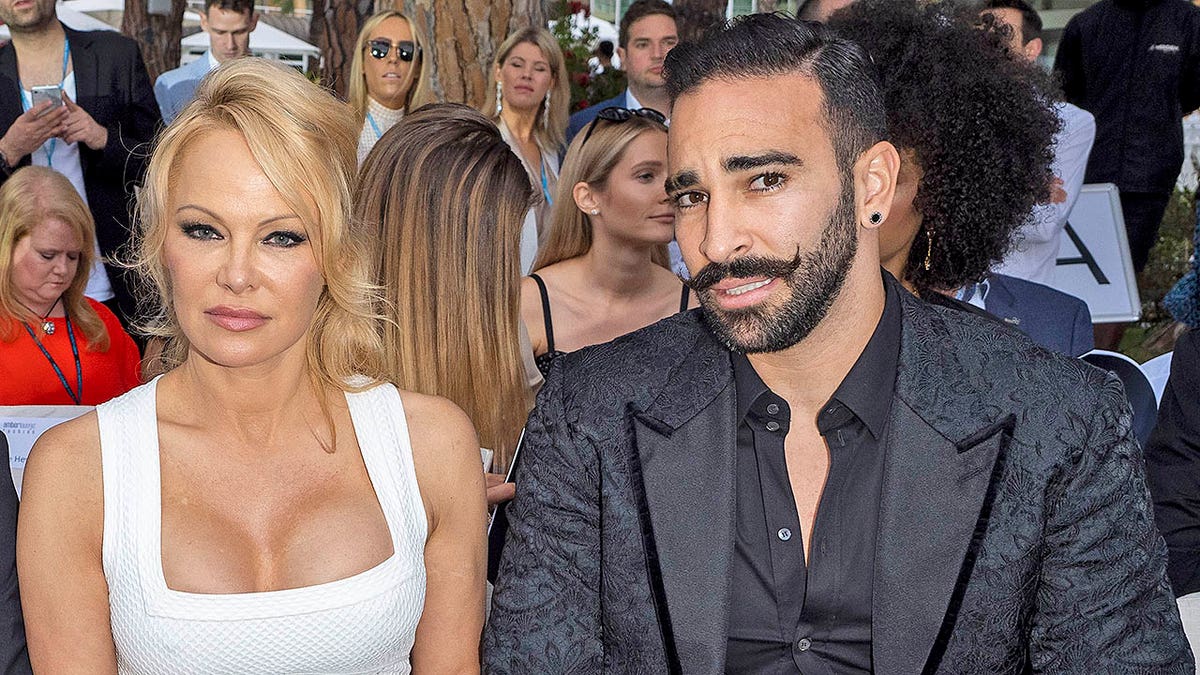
[580, 107, 667, 148]
[368, 38, 417, 62]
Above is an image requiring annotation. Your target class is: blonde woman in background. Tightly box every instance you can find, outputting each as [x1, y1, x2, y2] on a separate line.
[484, 27, 570, 272]
[524, 107, 693, 376]
[0, 166, 140, 405]
[358, 103, 537, 501]
[348, 9, 435, 165]
[17, 60, 485, 673]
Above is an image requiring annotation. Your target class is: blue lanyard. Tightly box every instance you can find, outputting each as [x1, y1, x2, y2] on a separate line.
[365, 111, 383, 141]
[17, 39, 71, 169]
[22, 311, 82, 405]
[540, 161, 553, 206]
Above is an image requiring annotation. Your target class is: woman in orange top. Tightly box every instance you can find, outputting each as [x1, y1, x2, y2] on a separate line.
[0, 167, 140, 405]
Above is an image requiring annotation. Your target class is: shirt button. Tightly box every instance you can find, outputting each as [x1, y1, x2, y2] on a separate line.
[797, 637, 811, 651]
[766, 421, 781, 432]
[777, 528, 792, 541]
[766, 403, 780, 415]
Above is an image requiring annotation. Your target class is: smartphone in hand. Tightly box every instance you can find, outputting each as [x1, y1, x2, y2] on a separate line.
[29, 85, 63, 114]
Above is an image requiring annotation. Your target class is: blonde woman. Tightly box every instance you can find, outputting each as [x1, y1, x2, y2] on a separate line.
[348, 9, 435, 165]
[357, 103, 536, 492]
[483, 27, 570, 271]
[17, 60, 485, 673]
[523, 107, 693, 375]
[0, 166, 139, 404]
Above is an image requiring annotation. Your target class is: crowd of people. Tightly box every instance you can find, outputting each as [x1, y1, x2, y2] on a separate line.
[0, 0, 1198, 671]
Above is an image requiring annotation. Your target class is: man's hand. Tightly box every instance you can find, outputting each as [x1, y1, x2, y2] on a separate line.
[486, 472, 515, 506]
[1048, 176, 1067, 204]
[60, 92, 107, 151]
[0, 100, 67, 161]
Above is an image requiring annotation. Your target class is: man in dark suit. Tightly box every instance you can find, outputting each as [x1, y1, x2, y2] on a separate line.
[958, 272, 1095, 356]
[0, 0, 161, 331]
[485, 14, 1190, 673]
[1146, 329, 1200, 598]
[565, 0, 678, 145]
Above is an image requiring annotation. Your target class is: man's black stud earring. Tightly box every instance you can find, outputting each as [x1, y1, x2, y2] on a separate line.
[869, 212, 883, 225]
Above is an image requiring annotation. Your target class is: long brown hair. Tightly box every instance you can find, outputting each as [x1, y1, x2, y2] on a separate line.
[0, 166, 108, 349]
[356, 103, 535, 470]
[533, 115, 670, 271]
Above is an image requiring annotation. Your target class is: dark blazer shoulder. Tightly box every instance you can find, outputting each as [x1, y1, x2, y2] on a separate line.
[898, 290, 1110, 440]
[550, 310, 723, 419]
[65, 27, 141, 56]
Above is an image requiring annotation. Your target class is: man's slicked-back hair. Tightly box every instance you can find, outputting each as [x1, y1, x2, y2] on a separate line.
[664, 13, 886, 176]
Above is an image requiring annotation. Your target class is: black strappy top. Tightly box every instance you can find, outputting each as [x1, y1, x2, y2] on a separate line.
[530, 273, 691, 376]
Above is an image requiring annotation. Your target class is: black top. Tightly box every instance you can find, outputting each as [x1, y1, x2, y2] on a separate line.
[1145, 329, 1200, 596]
[725, 277, 902, 674]
[530, 273, 690, 376]
[1054, 0, 1200, 193]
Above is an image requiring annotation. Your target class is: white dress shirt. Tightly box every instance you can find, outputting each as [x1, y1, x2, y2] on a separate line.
[994, 102, 1096, 286]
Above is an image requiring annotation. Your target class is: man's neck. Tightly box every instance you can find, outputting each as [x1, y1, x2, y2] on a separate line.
[9, 19, 65, 57]
[628, 82, 670, 115]
[745, 262, 887, 419]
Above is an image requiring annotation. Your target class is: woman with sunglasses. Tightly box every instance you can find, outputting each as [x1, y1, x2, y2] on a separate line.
[484, 28, 570, 271]
[523, 107, 695, 376]
[348, 9, 434, 166]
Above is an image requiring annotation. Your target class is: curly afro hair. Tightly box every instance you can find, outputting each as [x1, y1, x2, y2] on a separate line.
[828, 0, 1060, 291]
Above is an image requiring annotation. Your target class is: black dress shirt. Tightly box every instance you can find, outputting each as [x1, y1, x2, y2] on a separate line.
[725, 278, 902, 674]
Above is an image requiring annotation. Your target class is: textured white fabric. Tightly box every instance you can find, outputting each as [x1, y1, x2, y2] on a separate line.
[97, 378, 427, 674]
[357, 97, 405, 167]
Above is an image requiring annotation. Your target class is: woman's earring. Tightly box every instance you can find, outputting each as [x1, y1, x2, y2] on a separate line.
[869, 211, 883, 225]
[495, 81, 503, 116]
[589, 208, 599, 215]
[542, 91, 551, 128]
[924, 228, 934, 271]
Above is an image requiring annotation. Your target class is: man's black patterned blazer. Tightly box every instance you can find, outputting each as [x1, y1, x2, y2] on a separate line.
[484, 282, 1193, 674]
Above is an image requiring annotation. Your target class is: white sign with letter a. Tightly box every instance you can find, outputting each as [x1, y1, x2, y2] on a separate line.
[1050, 183, 1142, 323]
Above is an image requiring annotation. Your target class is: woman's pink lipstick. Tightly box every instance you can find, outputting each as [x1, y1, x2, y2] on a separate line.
[204, 306, 268, 332]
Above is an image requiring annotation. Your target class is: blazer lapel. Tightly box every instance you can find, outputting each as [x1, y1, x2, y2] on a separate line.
[873, 294, 1016, 675]
[629, 328, 737, 675]
[64, 28, 98, 105]
[0, 44, 23, 143]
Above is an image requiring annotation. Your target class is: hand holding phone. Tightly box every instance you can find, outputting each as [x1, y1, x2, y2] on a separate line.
[29, 85, 63, 113]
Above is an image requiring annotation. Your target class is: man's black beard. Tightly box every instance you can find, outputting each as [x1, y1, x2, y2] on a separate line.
[686, 189, 858, 354]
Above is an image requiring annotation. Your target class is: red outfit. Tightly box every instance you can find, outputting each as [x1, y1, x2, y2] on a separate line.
[0, 298, 141, 405]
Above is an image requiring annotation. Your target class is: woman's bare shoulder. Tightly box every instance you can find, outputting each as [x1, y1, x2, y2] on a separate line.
[20, 411, 104, 534]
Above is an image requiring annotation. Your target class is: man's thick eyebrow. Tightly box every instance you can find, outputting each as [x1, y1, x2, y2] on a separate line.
[723, 151, 803, 173]
[665, 170, 700, 194]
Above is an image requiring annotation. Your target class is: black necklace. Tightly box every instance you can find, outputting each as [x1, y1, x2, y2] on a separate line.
[22, 307, 82, 405]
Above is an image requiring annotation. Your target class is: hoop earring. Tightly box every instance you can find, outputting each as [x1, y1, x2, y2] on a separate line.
[495, 81, 503, 116]
[923, 228, 934, 271]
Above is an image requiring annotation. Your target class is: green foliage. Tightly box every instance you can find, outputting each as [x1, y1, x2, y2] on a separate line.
[550, 0, 628, 112]
[1141, 186, 1195, 322]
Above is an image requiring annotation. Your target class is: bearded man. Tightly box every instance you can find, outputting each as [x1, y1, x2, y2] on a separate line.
[483, 14, 1190, 674]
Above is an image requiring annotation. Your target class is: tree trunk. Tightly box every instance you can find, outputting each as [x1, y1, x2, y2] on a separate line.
[121, 0, 188, 83]
[673, 0, 726, 43]
[399, 0, 547, 109]
[309, 0, 374, 97]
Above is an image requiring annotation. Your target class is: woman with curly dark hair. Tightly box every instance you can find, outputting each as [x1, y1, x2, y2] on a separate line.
[828, 0, 1059, 300]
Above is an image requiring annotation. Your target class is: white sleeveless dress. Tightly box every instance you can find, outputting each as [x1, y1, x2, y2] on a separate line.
[97, 378, 427, 674]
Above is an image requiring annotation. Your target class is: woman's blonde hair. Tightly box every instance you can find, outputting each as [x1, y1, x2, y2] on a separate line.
[356, 103, 534, 470]
[0, 166, 108, 349]
[135, 58, 386, 393]
[483, 27, 570, 152]
[348, 10, 435, 124]
[533, 115, 669, 271]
